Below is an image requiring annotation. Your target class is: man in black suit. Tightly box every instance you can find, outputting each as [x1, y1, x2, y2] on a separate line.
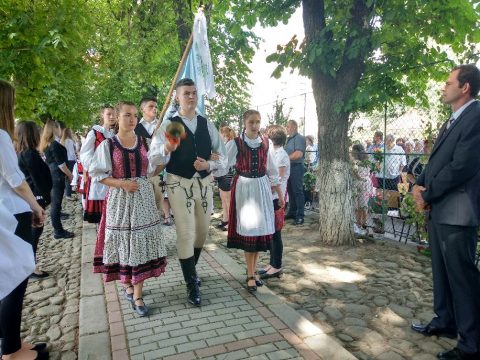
[411, 64, 480, 360]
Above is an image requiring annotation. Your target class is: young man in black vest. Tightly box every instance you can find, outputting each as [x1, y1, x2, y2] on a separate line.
[149, 78, 226, 306]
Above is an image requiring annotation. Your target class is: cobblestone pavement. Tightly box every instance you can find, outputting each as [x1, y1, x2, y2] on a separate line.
[21, 197, 83, 360]
[208, 213, 457, 360]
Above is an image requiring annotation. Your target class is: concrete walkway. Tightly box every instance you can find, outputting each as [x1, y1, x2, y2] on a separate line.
[78, 222, 357, 360]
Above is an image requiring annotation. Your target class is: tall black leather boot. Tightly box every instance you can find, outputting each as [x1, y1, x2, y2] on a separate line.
[193, 247, 202, 287]
[179, 256, 201, 306]
[194, 247, 202, 265]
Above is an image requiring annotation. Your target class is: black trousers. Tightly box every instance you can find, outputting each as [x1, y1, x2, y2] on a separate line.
[0, 212, 33, 355]
[428, 219, 480, 353]
[51, 175, 65, 234]
[286, 163, 305, 219]
[64, 160, 75, 197]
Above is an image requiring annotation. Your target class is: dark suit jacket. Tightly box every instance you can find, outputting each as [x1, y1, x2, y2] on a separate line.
[416, 100, 480, 227]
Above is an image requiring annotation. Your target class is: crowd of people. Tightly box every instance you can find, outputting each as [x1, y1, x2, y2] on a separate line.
[1, 64, 479, 360]
[0, 77, 312, 359]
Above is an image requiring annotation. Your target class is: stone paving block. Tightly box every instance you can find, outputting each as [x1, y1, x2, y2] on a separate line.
[153, 321, 182, 334]
[224, 316, 251, 327]
[267, 349, 299, 360]
[217, 324, 244, 336]
[269, 303, 323, 339]
[112, 349, 130, 360]
[157, 335, 189, 349]
[79, 295, 108, 335]
[225, 338, 256, 352]
[234, 328, 263, 340]
[261, 326, 279, 335]
[207, 313, 235, 323]
[198, 321, 226, 332]
[163, 351, 196, 360]
[184, 316, 210, 327]
[126, 328, 154, 341]
[304, 334, 357, 360]
[214, 306, 240, 316]
[176, 339, 208, 353]
[234, 309, 259, 319]
[80, 262, 104, 297]
[195, 344, 227, 358]
[138, 331, 169, 344]
[188, 329, 218, 342]
[163, 314, 190, 325]
[130, 342, 158, 355]
[181, 309, 216, 319]
[169, 325, 198, 338]
[78, 332, 112, 360]
[214, 349, 250, 360]
[206, 334, 237, 347]
[246, 343, 280, 356]
[143, 346, 177, 360]
[242, 320, 271, 331]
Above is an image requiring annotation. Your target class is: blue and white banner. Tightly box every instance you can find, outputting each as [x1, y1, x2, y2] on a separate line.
[164, 9, 216, 120]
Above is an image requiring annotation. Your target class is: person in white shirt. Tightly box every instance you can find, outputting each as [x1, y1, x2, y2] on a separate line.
[134, 97, 169, 217]
[61, 128, 77, 200]
[149, 78, 227, 306]
[0, 79, 48, 360]
[79, 105, 116, 223]
[375, 134, 407, 191]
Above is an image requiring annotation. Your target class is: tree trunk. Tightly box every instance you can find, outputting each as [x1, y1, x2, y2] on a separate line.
[312, 74, 356, 246]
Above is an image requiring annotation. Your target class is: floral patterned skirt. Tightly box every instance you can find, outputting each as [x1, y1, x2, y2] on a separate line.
[93, 177, 167, 284]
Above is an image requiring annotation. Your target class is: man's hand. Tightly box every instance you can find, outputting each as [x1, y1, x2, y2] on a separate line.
[193, 157, 210, 172]
[412, 185, 429, 211]
[164, 141, 179, 154]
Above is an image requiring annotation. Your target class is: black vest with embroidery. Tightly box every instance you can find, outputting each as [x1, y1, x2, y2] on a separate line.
[134, 122, 152, 139]
[166, 115, 212, 179]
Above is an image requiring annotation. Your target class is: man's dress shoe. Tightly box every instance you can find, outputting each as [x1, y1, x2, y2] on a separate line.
[411, 323, 457, 339]
[437, 347, 480, 360]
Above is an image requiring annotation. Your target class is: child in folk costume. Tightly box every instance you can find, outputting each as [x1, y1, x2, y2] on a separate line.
[90, 101, 167, 317]
[226, 110, 284, 292]
[79, 105, 116, 223]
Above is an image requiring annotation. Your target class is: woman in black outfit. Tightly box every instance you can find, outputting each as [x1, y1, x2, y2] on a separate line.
[39, 120, 74, 239]
[16, 121, 53, 278]
[0, 80, 49, 360]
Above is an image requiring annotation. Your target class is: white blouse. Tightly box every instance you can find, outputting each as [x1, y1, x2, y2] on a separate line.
[0, 130, 30, 214]
[89, 136, 153, 183]
[64, 138, 77, 161]
[79, 125, 114, 171]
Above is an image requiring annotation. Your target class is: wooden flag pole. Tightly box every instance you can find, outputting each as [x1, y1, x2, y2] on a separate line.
[156, 33, 194, 132]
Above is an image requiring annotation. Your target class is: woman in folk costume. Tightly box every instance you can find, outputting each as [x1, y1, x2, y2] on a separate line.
[227, 110, 284, 292]
[90, 101, 167, 317]
[79, 105, 116, 223]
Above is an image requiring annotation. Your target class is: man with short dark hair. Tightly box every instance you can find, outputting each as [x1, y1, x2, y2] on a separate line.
[284, 120, 306, 225]
[135, 97, 158, 140]
[411, 64, 480, 360]
[149, 78, 226, 306]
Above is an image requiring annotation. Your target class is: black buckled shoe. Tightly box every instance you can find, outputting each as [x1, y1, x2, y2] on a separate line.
[410, 323, 457, 339]
[246, 276, 257, 293]
[132, 297, 149, 317]
[294, 218, 304, 226]
[437, 347, 480, 360]
[254, 272, 263, 287]
[260, 268, 283, 280]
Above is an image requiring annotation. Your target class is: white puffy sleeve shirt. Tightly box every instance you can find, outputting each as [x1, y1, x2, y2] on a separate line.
[0, 130, 30, 214]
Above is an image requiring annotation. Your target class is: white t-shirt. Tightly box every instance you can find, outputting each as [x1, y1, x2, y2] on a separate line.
[272, 146, 290, 201]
